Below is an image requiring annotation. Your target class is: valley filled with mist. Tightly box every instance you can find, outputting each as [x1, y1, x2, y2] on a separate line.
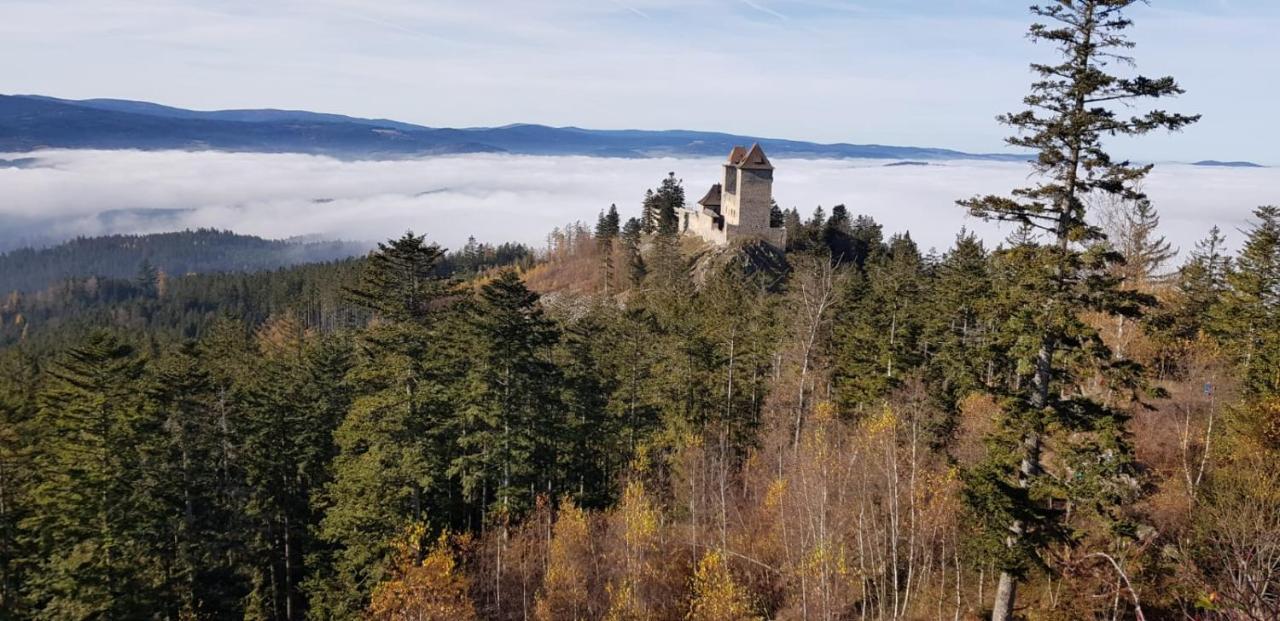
[2, 149, 1273, 255]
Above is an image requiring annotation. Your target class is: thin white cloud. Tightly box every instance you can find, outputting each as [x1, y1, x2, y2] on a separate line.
[739, 0, 788, 20]
[1, 151, 1273, 258]
[3, 0, 1273, 162]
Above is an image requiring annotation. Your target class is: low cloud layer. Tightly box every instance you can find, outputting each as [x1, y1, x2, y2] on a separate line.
[1, 149, 1275, 257]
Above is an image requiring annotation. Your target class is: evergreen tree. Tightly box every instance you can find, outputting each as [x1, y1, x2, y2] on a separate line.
[1148, 226, 1230, 372]
[23, 332, 159, 619]
[0, 351, 37, 618]
[823, 204, 854, 262]
[955, 2, 1197, 618]
[557, 310, 623, 508]
[782, 208, 804, 252]
[314, 234, 461, 618]
[452, 270, 563, 520]
[138, 342, 249, 619]
[1214, 206, 1280, 398]
[621, 217, 647, 287]
[596, 204, 621, 244]
[923, 231, 995, 423]
[597, 205, 623, 294]
[344, 232, 448, 323]
[238, 336, 353, 620]
[640, 189, 658, 235]
[830, 233, 926, 415]
[1103, 197, 1176, 287]
[654, 172, 686, 237]
[136, 258, 159, 298]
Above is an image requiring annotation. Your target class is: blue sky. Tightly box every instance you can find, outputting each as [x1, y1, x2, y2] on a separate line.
[3, 0, 1277, 162]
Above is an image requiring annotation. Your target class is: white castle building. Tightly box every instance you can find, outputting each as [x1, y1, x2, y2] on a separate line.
[681, 144, 787, 248]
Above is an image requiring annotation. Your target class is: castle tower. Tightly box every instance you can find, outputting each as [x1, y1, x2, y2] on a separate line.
[720, 143, 774, 236]
[682, 144, 785, 248]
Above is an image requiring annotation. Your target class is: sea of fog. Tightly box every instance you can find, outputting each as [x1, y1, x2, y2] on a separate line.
[1, 149, 1275, 256]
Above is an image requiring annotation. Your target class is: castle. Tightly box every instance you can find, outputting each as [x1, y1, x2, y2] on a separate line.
[681, 144, 787, 248]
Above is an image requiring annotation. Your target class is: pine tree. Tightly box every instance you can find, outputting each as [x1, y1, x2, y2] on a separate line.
[955, 2, 1197, 618]
[1102, 197, 1176, 287]
[558, 311, 623, 508]
[597, 205, 623, 294]
[823, 204, 854, 262]
[596, 204, 621, 243]
[136, 258, 159, 298]
[452, 270, 563, 521]
[315, 234, 461, 618]
[0, 351, 38, 618]
[640, 190, 658, 235]
[848, 214, 885, 268]
[1215, 206, 1280, 399]
[1148, 226, 1230, 372]
[134, 341, 259, 618]
[782, 208, 804, 252]
[344, 232, 448, 323]
[830, 233, 926, 415]
[23, 332, 160, 619]
[923, 231, 995, 424]
[621, 217, 647, 287]
[654, 172, 685, 238]
[237, 336, 353, 620]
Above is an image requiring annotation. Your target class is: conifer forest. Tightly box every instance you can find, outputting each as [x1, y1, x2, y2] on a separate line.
[1, 2, 1278, 620]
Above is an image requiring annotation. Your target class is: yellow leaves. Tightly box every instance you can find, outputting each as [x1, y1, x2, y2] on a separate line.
[536, 502, 592, 621]
[812, 400, 836, 424]
[687, 551, 759, 621]
[368, 527, 477, 621]
[604, 582, 642, 621]
[763, 477, 787, 512]
[605, 481, 668, 620]
[864, 406, 899, 437]
[620, 481, 659, 549]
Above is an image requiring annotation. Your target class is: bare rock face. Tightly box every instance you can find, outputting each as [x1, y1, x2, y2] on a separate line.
[688, 239, 788, 290]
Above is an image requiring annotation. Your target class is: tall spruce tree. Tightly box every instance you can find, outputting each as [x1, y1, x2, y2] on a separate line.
[617, 217, 645, 288]
[596, 204, 621, 243]
[923, 232, 995, 422]
[955, 2, 1197, 618]
[1148, 226, 1230, 373]
[23, 332, 159, 619]
[452, 270, 563, 520]
[655, 172, 685, 238]
[0, 351, 37, 618]
[1214, 206, 1280, 399]
[239, 336, 353, 621]
[137, 342, 248, 619]
[314, 233, 462, 618]
[830, 233, 926, 415]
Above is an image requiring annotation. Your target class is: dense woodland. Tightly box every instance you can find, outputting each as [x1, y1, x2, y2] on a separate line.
[2, 2, 1279, 620]
[0, 230, 375, 294]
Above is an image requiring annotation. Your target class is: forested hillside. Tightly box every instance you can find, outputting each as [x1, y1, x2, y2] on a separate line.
[0, 235, 533, 350]
[0, 230, 370, 293]
[1, 3, 1277, 621]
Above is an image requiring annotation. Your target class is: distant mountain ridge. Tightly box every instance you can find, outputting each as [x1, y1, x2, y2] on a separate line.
[1192, 160, 1265, 168]
[0, 94, 1030, 161]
